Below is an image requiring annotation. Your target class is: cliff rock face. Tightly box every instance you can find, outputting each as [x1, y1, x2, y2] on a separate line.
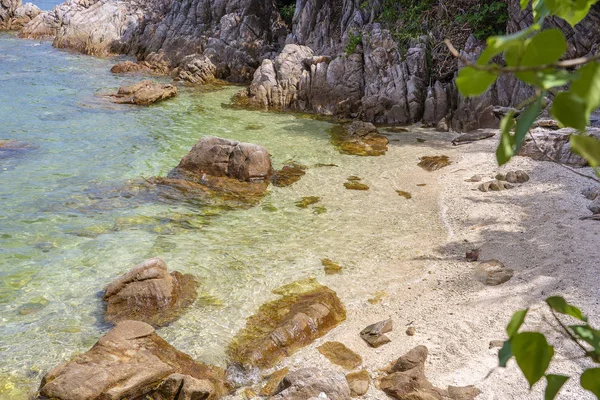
[1, 0, 40, 30]
[18, 0, 600, 130]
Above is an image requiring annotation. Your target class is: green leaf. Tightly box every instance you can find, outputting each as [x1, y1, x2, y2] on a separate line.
[571, 135, 600, 168]
[581, 368, 600, 397]
[512, 332, 554, 387]
[570, 325, 600, 353]
[507, 309, 529, 338]
[509, 29, 567, 85]
[497, 112, 516, 165]
[520, 0, 529, 9]
[545, 375, 569, 400]
[536, 70, 573, 90]
[546, 296, 588, 321]
[552, 62, 600, 130]
[532, 0, 551, 22]
[552, 92, 588, 130]
[456, 67, 497, 97]
[478, 26, 538, 65]
[499, 340, 513, 367]
[515, 96, 544, 150]
[546, 0, 599, 26]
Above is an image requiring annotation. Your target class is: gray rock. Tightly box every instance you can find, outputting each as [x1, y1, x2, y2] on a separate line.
[360, 318, 393, 348]
[519, 128, 600, 166]
[582, 186, 600, 200]
[478, 180, 514, 192]
[475, 260, 514, 286]
[589, 197, 600, 214]
[272, 368, 351, 400]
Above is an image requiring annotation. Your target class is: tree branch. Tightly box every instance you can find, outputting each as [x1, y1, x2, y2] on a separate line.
[444, 39, 600, 74]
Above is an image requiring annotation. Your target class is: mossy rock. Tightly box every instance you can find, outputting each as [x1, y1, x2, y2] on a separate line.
[295, 196, 321, 208]
[272, 162, 307, 187]
[396, 190, 412, 199]
[322, 259, 343, 275]
[329, 125, 389, 157]
[418, 156, 451, 171]
[344, 182, 369, 191]
[227, 279, 346, 369]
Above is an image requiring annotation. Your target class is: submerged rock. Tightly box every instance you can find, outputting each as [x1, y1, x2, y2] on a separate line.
[272, 368, 351, 400]
[38, 320, 231, 400]
[322, 258, 343, 275]
[360, 319, 393, 348]
[103, 257, 198, 327]
[330, 122, 389, 157]
[396, 190, 412, 200]
[260, 368, 289, 397]
[272, 162, 307, 187]
[475, 260, 514, 286]
[318, 342, 362, 370]
[110, 80, 177, 105]
[344, 181, 370, 191]
[418, 156, 451, 172]
[296, 196, 321, 208]
[227, 279, 346, 369]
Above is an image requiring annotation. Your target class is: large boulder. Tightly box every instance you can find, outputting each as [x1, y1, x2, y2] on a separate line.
[103, 257, 198, 327]
[227, 278, 346, 369]
[519, 127, 600, 167]
[175, 136, 273, 183]
[38, 320, 231, 400]
[110, 80, 178, 106]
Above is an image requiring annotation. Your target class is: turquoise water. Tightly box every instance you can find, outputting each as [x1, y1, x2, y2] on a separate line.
[0, 31, 448, 398]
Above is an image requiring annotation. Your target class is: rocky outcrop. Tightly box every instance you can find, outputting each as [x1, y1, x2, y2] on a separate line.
[519, 128, 600, 167]
[173, 136, 273, 183]
[110, 80, 178, 105]
[227, 279, 346, 369]
[103, 257, 198, 327]
[0, 0, 40, 30]
[378, 346, 480, 400]
[38, 320, 231, 400]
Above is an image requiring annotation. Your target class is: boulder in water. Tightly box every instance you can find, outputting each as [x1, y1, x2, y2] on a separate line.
[111, 80, 177, 105]
[38, 320, 231, 400]
[103, 257, 198, 327]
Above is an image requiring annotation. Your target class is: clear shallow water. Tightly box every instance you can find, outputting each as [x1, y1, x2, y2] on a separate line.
[0, 32, 449, 398]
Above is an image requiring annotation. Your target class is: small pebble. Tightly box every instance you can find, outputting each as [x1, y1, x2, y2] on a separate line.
[406, 326, 416, 336]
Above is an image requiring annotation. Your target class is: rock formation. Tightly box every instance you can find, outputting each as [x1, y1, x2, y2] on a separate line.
[103, 257, 198, 327]
[38, 320, 231, 400]
[227, 278, 346, 369]
[0, 0, 39, 30]
[110, 80, 178, 105]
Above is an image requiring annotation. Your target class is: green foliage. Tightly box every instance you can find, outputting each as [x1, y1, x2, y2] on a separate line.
[455, 1, 508, 40]
[345, 31, 363, 55]
[280, 4, 295, 26]
[500, 297, 600, 398]
[455, 0, 600, 173]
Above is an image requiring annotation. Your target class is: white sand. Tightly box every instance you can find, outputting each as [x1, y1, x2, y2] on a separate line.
[227, 129, 600, 399]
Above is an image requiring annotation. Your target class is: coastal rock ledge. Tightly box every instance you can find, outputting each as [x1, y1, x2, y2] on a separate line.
[0, 0, 40, 31]
[37, 320, 231, 400]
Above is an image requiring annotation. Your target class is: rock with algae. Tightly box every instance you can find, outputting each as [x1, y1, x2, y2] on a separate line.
[322, 258, 343, 275]
[272, 162, 307, 187]
[418, 156, 451, 171]
[295, 196, 321, 208]
[330, 121, 389, 157]
[227, 278, 346, 369]
[109, 80, 178, 106]
[38, 320, 231, 400]
[103, 258, 198, 327]
[317, 342, 362, 370]
[396, 190, 412, 199]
